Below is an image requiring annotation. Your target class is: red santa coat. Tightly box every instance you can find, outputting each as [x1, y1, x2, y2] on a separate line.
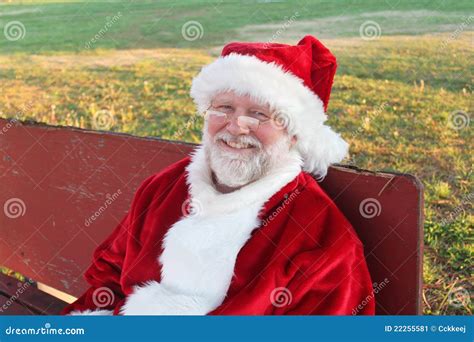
[62, 146, 375, 315]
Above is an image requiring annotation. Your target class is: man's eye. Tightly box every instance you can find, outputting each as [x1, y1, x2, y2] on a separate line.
[252, 111, 269, 120]
[218, 105, 233, 110]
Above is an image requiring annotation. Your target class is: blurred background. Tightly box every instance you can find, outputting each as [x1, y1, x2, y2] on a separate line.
[0, 0, 472, 315]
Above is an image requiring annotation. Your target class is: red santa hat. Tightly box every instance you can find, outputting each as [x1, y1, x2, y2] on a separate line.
[190, 35, 348, 179]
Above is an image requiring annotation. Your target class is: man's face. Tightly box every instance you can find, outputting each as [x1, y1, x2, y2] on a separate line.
[203, 91, 296, 188]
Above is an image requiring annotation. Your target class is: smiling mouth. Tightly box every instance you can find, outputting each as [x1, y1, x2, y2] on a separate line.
[218, 139, 257, 150]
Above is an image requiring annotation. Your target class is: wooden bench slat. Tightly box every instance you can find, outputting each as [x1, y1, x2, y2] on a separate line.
[0, 293, 38, 315]
[0, 273, 67, 315]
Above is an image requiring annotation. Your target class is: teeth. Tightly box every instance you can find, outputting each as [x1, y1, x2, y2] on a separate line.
[225, 141, 251, 149]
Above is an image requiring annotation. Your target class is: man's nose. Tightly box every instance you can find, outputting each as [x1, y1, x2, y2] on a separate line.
[226, 111, 250, 135]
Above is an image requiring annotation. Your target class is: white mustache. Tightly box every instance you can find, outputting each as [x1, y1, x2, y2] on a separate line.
[213, 132, 262, 149]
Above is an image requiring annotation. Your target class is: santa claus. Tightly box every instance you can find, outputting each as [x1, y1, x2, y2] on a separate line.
[62, 35, 375, 316]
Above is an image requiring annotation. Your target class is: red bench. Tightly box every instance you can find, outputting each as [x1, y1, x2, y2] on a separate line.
[0, 118, 424, 315]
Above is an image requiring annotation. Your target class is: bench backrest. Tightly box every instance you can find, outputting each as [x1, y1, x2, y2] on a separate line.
[0, 118, 424, 314]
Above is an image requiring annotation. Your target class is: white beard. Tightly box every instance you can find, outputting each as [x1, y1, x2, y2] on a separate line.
[202, 129, 292, 188]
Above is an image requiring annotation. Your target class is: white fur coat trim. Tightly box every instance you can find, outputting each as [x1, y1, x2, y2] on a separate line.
[120, 145, 302, 315]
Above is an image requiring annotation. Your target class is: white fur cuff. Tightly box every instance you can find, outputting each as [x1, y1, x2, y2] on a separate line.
[120, 281, 217, 316]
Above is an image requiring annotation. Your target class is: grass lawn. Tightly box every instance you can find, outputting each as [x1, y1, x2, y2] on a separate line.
[0, 0, 473, 53]
[0, 0, 472, 315]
